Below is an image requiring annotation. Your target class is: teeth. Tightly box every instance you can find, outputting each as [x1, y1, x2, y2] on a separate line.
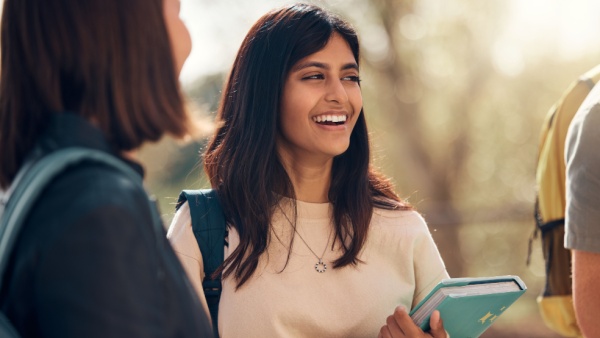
[312, 115, 347, 123]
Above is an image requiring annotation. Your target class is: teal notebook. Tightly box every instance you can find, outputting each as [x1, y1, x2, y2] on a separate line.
[409, 275, 527, 338]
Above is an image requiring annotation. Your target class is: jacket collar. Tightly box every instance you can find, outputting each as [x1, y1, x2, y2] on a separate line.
[38, 112, 144, 177]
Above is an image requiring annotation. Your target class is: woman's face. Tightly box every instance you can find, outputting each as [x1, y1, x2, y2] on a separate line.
[163, 0, 192, 75]
[278, 33, 363, 163]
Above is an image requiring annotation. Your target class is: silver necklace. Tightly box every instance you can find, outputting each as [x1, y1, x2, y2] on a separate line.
[294, 226, 333, 273]
[279, 206, 333, 273]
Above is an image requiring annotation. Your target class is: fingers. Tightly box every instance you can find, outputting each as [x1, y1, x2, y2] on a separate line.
[379, 306, 408, 338]
[379, 306, 422, 337]
[379, 324, 393, 338]
[428, 310, 447, 338]
[393, 306, 423, 337]
[380, 306, 441, 338]
[384, 309, 405, 337]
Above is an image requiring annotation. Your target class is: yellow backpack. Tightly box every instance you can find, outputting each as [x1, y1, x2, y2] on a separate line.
[532, 64, 600, 337]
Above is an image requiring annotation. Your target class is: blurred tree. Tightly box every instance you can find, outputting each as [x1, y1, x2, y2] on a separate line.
[327, 0, 600, 281]
[328, 0, 507, 276]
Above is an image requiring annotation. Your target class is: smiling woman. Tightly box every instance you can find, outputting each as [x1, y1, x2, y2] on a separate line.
[167, 3, 450, 338]
[278, 33, 363, 171]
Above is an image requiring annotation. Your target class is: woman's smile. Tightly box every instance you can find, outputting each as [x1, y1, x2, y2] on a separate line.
[277, 33, 363, 161]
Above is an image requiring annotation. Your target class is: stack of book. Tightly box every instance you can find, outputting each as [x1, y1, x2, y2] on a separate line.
[409, 275, 527, 338]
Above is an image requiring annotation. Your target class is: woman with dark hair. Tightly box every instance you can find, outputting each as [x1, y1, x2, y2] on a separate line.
[0, 0, 212, 336]
[169, 3, 448, 337]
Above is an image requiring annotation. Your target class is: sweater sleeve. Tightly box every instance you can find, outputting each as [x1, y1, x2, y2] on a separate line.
[411, 213, 449, 307]
[166, 201, 210, 316]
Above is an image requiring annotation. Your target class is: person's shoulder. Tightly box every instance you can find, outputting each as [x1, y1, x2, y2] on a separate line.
[58, 160, 146, 204]
[568, 86, 600, 157]
[372, 207, 428, 232]
[368, 207, 437, 258]
[373, 205, 422, 220]
[578, 103, 600, 143]
[26, 160, 149, 231]
[167, 200, 193, 244]
[553, 65, 600, 125]
[14, 158, 154, 265]
[580, 90, 600, 126]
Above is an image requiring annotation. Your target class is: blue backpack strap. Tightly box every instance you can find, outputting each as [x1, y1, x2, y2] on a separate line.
[176, 189, 225, 337]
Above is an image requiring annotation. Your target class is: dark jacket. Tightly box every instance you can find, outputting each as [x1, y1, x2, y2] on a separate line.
[0, 114, 212, 337]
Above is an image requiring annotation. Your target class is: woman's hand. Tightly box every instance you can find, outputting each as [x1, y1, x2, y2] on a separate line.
[378, 306, 447, 338]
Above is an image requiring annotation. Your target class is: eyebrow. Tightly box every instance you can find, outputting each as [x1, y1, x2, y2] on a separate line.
[292, 61, 359, 72]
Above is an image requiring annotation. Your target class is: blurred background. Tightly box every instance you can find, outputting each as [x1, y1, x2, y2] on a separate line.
[140, 0, 600, 336]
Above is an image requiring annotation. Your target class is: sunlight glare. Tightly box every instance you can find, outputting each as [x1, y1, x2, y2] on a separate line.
[506, 0, 600, 61]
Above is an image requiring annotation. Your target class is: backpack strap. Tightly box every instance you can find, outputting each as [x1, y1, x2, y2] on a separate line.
[176, 189, 226, 337]
[0, 147, 145, 291]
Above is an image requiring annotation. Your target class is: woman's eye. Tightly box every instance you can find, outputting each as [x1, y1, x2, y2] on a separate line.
[302, 74, 324, 80]
[343, 76, 361, 83]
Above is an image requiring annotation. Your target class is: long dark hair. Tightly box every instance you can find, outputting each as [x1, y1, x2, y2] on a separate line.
[205, 3, 410, 288]
[0, 0, 191, 188]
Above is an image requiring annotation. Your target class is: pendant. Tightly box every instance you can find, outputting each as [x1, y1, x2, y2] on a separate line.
[315, 260, 327, 273]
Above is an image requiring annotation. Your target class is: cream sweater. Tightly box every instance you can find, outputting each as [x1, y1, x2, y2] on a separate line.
[167, 199, 448, 338]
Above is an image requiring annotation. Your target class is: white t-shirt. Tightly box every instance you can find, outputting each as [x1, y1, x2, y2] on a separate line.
[167, 198, 448, 337]
[565, 82, 600, 253]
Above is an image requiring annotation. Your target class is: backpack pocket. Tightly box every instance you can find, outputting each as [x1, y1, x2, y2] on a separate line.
[537, 295, 581, 337]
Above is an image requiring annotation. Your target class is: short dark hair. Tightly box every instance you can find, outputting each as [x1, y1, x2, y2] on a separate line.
[0, 0, 192, 188]
[205, 3, 409, 288]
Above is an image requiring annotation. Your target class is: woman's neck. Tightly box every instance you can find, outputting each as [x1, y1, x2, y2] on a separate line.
[278, 153, 332, 203]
